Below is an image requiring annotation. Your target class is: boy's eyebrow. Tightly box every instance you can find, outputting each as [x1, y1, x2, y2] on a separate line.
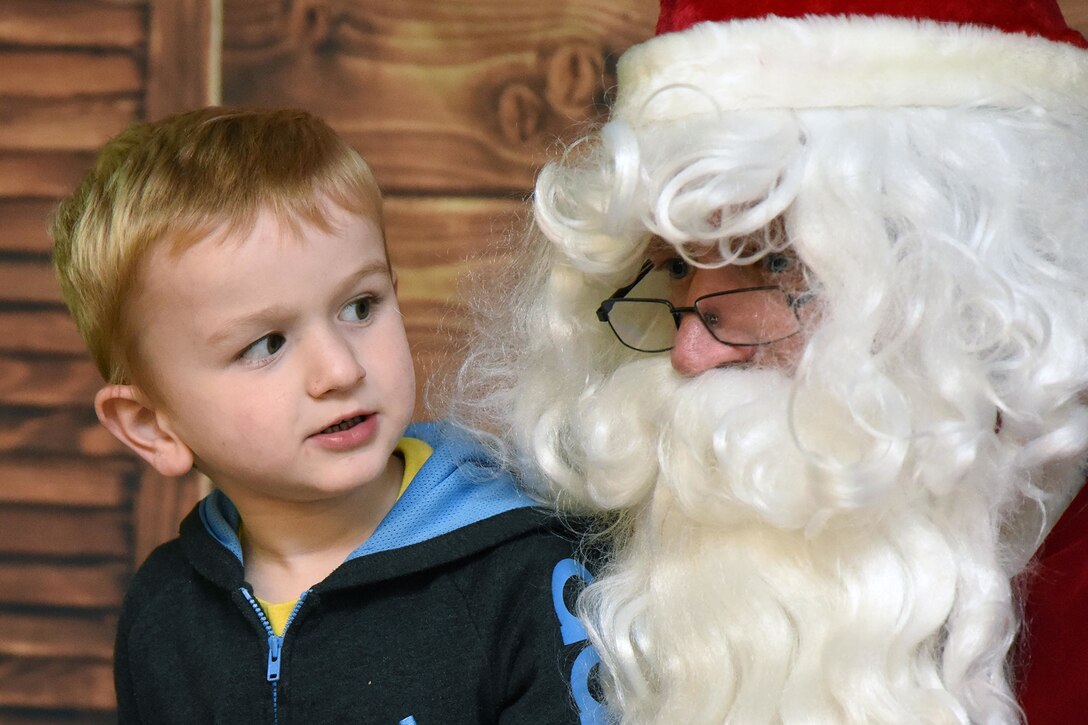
[206, 260, 392, 347]
[328, 259, 392, 297]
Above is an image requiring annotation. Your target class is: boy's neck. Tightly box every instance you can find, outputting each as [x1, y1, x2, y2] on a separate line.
[232, 452, 405, 603]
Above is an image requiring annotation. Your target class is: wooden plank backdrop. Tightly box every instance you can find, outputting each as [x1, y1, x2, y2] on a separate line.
[0, 1, 151, 720]
[0, 0, 655, 719]
[0, 0, 1085, 720]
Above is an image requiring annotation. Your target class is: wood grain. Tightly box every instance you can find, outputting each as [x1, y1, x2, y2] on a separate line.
[1059, 0, 1088, 33]
[0, 0, 145, 48]
[0, 507, 128, 557]
[0, 98, 138, 152]
[0, 152, 96, 198]
[132, 468, 203, 567]
[0, 561, 127, 608]
[0, 611, 116, 660]
[0, 711, 114, 725]
[0, 356, 103, 407]
[0, 310, 85, 356]
[0, 260, 63, 304]
[0, 408, 124, 457]
[0, 50, 141, 97]
[384, 195, 527, 262]
[0, 655, 115, 711]
[0, 199, 55, 254]
[146, 0, 217, 119]
[0, 459, 131, 507]
[222, 0, 659, 194]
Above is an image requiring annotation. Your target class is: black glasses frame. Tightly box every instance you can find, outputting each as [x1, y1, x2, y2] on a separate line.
[596, 261, 805, 353]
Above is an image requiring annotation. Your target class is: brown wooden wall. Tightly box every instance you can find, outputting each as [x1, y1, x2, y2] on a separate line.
[0, 0, 1085, 720]
[0, 0, 655, 720]
[220, 0, 660, 397]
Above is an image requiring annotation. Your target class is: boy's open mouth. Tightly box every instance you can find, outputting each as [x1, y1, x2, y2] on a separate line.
[320, 414, 368, 435]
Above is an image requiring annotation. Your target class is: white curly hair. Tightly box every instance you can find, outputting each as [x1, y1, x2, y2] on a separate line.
[445, 98, 1088, 723]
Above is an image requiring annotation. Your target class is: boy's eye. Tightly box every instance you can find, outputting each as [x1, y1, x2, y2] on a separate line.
[662, 257, 691, 280]
[241, 333, 285, 361]
[340, 296, 374, 322]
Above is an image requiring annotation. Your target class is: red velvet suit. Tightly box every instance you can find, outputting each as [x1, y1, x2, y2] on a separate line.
[1018, 481, 1088, 722]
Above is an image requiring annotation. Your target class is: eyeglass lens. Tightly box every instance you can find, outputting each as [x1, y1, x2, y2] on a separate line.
[605, 288, 799, 352]
[606, 299, 677, 352]
[695, 288, 798, 345]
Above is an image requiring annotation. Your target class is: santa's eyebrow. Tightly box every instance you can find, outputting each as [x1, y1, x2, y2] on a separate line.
[645, 237, 678, 259]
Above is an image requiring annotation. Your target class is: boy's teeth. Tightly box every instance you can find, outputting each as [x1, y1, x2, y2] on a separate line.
[324, 415, 364, 434]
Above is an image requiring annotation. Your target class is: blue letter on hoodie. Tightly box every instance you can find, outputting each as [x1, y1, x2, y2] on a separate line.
[552, 559, 606, 725]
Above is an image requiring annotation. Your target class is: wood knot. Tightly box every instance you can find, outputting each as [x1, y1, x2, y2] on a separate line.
[289, 0, 335, 50]
[497, 83, 545, 145]
[544, 43, 604, 119]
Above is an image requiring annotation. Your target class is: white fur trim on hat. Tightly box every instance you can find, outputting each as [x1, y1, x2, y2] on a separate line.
[613, 15, 1088, 123]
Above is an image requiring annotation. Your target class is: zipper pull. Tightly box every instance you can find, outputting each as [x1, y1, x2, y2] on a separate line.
[266, 635, 283, 681]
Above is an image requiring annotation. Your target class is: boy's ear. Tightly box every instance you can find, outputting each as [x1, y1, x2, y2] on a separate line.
[94, 385, 194, 477]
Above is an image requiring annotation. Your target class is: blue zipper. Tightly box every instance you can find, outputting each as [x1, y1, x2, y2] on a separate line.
[241, 588, 310, 725]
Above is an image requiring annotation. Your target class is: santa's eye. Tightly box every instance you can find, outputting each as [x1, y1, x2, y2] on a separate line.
[764, 253, 793, 274]
[662, 257, 691, 280]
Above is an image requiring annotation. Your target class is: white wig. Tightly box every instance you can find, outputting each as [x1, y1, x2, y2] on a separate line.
[446, 53, 1088, 725]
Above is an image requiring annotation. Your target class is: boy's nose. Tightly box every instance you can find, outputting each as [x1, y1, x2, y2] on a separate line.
[307, 331, 365, 398]
[670, 313, 755, 376]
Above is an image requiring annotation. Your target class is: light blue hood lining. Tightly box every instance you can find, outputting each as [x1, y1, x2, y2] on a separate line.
[199, 421, 535, 564]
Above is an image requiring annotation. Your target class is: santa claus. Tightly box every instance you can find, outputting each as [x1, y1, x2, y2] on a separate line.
[451, 0, 1088, 722]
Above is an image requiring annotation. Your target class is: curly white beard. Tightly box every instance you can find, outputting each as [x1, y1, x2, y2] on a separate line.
[445, 104, 1088, 725]
[572, 359, 1023, 724]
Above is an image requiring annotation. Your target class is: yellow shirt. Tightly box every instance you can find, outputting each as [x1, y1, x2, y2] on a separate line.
[256, 436, 432, 635]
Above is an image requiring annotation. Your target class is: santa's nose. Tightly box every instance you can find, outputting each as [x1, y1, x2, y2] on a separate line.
[670, 312, 756, 376]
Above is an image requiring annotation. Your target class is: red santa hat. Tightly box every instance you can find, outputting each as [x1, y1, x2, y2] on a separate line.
[613, 0, 1088, 123]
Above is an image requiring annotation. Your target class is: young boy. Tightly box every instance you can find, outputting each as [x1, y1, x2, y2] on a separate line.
[51, 107, 599, 725]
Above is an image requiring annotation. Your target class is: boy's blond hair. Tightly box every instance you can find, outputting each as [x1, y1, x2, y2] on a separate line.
[51, 106, 383, 389]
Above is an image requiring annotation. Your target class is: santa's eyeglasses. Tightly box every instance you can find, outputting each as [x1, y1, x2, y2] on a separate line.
[596, 261, 807, 353]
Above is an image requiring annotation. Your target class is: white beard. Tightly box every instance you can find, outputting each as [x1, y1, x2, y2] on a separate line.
[571, 359, 1025, 724]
